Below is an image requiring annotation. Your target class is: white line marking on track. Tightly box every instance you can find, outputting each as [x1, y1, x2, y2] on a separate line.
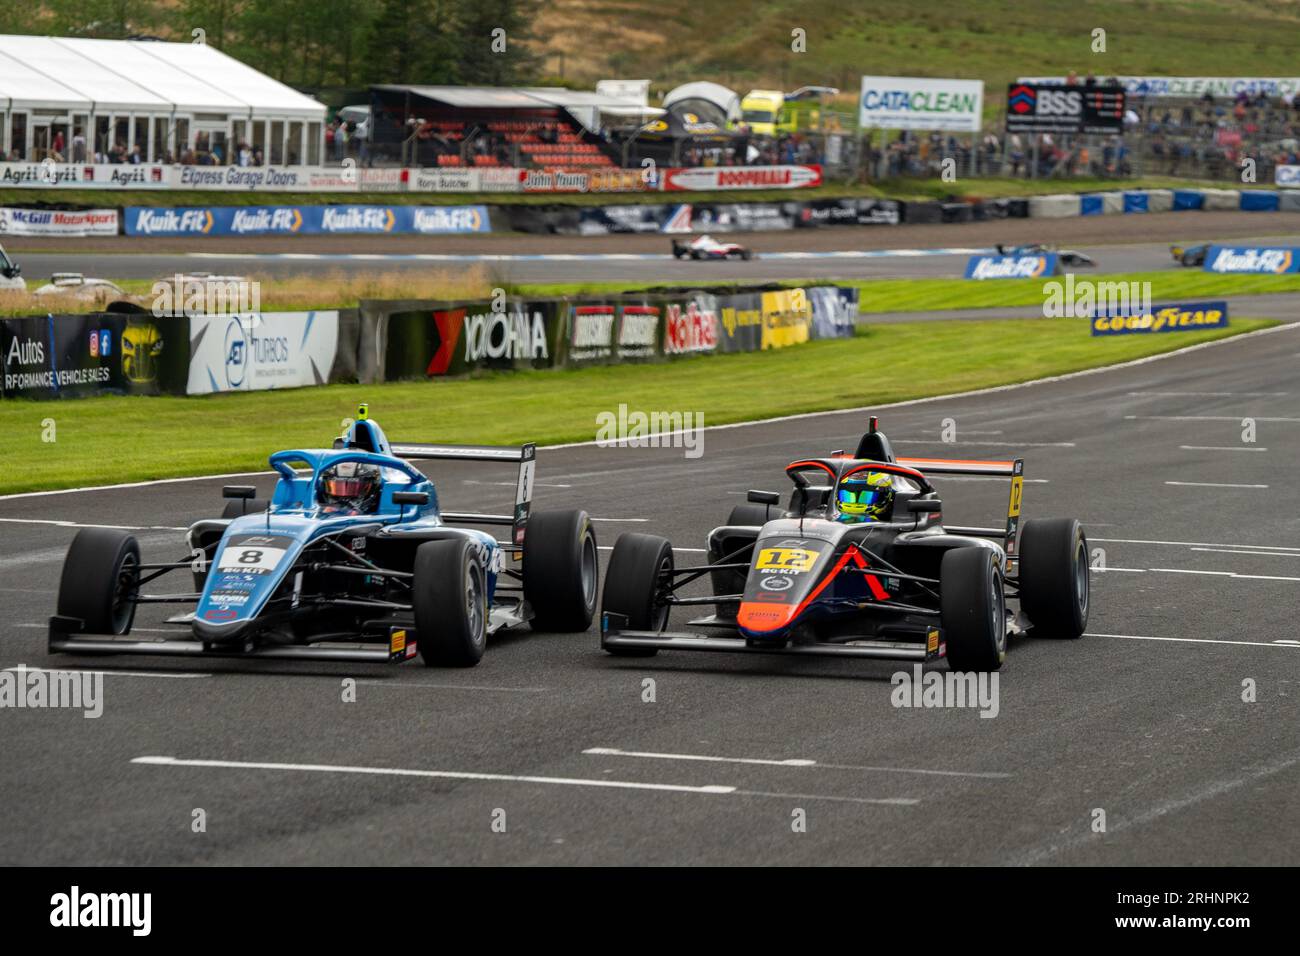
[1191, 547, 1300, 558]
[1128, 415, 1300, 422]
[891, 439, 1076, 448]
[4, 665, 210, 678]
[583, 747, 1011, 778]
[6, 324, 1292, 502]
[1129, 390, 1288, 397]
[0, 517, 188, 531]
[1087, 633, 1300, 648]
[1150, 568, 1300, 582]
[1092, 536, 1300, 552]
[1164, 481, 1268, 489]
[1274, 640, 1300, 645]
[1179, 445, 1268, 452]
[356, 680, 549, 693]
[1093, 567, 1147, 573]
[130, 755, 918, 804]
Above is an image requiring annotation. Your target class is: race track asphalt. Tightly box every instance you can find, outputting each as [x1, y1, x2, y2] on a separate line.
[2, 323, 1298, 865]
[8, 208, 1300, 284]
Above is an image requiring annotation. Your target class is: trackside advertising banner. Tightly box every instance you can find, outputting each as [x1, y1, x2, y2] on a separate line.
[1090, 301, 1229, 336]
[125, 205, 491, 236]
[1, 313, 183, 399]
[0, 207, 118, 237]
[1019, 75, 1300, 99]
[859, 76, 984, 132]
[661, 165, 822, 191]
[0, 162, 168, 189]
[1201, 246, 1300, 274]
[385, 300, 565, 379]
[965, 253, 1059, 279]
[1276, 166, 1300, 187]
[186, 312, 339, 394]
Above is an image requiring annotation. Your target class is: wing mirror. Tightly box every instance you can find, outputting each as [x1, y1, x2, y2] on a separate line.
[392, 491, 429, 506]
[747, 490, 780, 505]
[222, 485, 256, 500]
[906, 498, 942, 513]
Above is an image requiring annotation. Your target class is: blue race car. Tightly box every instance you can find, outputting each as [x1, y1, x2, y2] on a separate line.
[49, 406, 598, 667]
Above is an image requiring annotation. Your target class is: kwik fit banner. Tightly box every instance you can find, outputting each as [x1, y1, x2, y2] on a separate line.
[1201, 246, 1300, 274]
[125, 204, 491, 236]
[965, 253, 1059, 279]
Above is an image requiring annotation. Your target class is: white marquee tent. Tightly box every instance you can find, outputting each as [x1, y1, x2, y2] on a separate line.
[0, 35, 327, 164]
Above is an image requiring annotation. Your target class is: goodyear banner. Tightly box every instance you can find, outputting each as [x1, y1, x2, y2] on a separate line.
[1201, 246, 1300, 274]
[1, 313, 183, 399]
[1090, 301, 1229, 337]
[965, 253, 1059, 280]
[125, 205, 491, 236]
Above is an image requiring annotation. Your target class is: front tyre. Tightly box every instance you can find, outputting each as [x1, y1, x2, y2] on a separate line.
[523, 509, 598, 632]
[941, 547, 1006, 672]
[57, 528, 140, 635]
[413, 539, 488, 667]
[1018, 518, 1089, 638]
[601, 533, 673, 657]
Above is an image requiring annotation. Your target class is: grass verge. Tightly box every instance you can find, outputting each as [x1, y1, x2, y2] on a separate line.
[4, 316, 1274, 496]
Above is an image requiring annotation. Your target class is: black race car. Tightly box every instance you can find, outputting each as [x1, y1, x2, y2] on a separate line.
[1170, 243, 1208, 267]
[600, 419, 1089, 672]
[995, 242, 1095, 267]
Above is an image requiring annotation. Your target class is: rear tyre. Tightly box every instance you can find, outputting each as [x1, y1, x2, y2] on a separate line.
[1018, 518, 1089, 638]
[601, 533, 673, 656]
[222, 498, 269, 519]
[523, 509, 598, 632]
[413, 539, 488, 667]
[940, 546, 1006, 672]
[57, 528, 140, 635]
[740, 249, 753, 261]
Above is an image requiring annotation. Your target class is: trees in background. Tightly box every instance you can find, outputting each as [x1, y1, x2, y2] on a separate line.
[0, 0, 544, 90]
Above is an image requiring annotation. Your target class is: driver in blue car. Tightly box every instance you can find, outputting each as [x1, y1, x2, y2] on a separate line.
[318, 461, 382, 515]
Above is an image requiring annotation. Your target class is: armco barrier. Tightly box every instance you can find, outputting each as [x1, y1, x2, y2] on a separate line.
[1173, 190, 1205, 210]
[1146, 189, 1174, 212]
[1239, 190, 1280, 212]
[1123, 191, 1149, 213]
[1201, 188, 1241, 211]
[1280, 190, 1300, 213]
[1028, 194, 1078, 218]
[900, 201, 943, 224]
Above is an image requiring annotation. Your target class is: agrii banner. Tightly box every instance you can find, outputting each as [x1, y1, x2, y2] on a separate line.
[859, 76, 984, 131]
[125, 205, 491, 236]
[0, 207, 118, 237]
[187, 312, 339, 394]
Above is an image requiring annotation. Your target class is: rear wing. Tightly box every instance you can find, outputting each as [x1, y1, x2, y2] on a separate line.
[896, 456, 1024, 574]
[390, 442, 536, 546]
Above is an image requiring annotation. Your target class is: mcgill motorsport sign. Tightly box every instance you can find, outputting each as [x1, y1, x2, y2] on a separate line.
[859, 76, 984, 132]
[1006, 84, 1126, 135]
